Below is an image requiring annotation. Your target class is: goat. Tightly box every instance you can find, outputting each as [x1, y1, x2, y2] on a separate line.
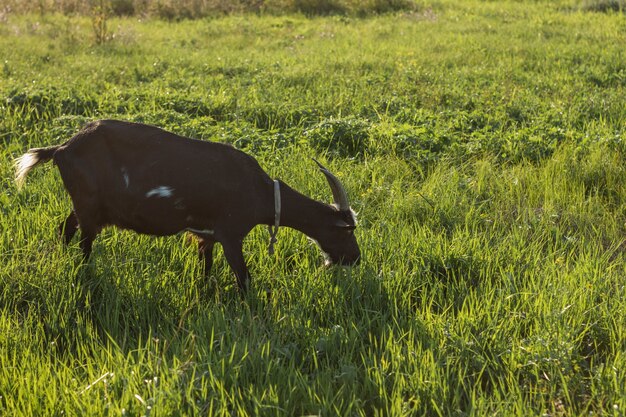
[14, 120, 360, 292]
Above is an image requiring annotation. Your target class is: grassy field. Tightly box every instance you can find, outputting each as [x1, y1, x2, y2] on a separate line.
[1, 1, 626, 415]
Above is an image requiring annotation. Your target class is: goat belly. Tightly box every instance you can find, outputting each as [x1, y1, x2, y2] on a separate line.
[104, 194, 196, 237]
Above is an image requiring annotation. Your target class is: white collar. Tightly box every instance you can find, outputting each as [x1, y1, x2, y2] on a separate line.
[268, 180, 280, 255]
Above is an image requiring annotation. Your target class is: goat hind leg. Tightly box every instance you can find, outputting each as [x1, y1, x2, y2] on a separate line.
[77, 227, 99, 260]
[73, 208, 102, 260]
[58, 211, 79, 245]
[198, 238, 216, 275]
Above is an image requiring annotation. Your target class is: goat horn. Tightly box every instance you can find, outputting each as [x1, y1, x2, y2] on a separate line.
[312, 158, 350, 211]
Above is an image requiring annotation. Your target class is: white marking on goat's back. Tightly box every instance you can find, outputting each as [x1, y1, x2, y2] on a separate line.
[121, 167, 130, 188]
[14, 152, 39, 188]
[146, 186, 174, 198]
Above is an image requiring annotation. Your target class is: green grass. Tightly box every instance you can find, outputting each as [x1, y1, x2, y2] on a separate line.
[1, 1, 625, 415]
[0, 0, 421, 18]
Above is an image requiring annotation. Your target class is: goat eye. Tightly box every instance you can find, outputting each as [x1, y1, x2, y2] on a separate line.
[344, 226, 356, 235]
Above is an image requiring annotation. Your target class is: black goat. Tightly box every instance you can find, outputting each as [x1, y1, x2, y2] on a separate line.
[15, 120, 360, 292]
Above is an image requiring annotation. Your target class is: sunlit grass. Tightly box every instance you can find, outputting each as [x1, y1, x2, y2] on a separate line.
[1, 2, 625, 415]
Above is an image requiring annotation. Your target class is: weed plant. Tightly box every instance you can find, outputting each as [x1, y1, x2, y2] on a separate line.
[1, 1, 625, 415]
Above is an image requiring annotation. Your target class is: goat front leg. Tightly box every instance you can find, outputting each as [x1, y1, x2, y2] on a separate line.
[221, 238, 251, 294]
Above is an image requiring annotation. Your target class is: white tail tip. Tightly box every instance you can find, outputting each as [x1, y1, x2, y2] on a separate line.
[14, 152, 40, 189]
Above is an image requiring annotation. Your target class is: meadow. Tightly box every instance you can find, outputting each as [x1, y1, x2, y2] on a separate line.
[1, 1, 625, 415]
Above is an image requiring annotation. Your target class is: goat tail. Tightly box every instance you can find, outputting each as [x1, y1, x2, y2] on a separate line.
[14, 145, 60, 189]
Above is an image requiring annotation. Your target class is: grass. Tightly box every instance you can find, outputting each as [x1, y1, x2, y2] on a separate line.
[0, 0, 421, 18]
[1, 1, 625, 415]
